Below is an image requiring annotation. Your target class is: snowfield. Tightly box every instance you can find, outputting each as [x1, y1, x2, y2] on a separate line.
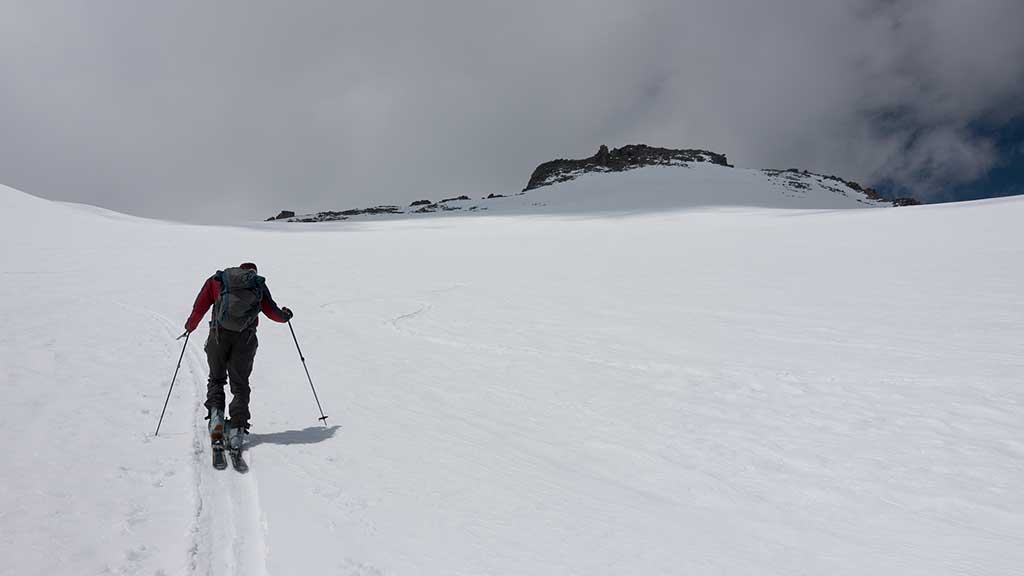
[1, 166, 1022, 575]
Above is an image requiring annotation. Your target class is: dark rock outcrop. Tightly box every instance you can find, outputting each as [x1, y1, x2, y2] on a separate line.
[524, 144, 732, 191]
[288, 205, 400, 222]
[892, 197, 921, 206]
[410, 199, 432, 207]
[265, 210, 296, 221]
[290, 211, 348, 223]
[361, 205, 401, 215]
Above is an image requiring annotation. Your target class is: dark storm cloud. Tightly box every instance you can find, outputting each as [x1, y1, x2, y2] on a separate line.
[1, 0, 1022, 221]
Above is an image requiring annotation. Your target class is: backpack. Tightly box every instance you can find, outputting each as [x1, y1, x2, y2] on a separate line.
[212, 267, 264, 332]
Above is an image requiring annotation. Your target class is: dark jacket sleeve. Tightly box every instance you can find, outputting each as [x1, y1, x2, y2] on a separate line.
[185, 275, 220, 332]
[260, 283, 289, 323]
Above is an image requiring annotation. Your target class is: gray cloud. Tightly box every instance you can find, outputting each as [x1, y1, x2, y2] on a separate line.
[1, 0, 1022, 221]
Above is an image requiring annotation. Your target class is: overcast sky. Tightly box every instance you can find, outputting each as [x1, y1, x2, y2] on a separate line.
[2, 0, 1022, 222]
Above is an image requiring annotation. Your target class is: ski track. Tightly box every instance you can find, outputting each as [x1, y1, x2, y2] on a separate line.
[142, 306, 276, 576]
[145, 309, 269, 576]
[390, 303, 431, 331]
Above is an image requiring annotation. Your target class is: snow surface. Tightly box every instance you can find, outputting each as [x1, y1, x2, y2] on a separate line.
[1, 167, 1022, 575]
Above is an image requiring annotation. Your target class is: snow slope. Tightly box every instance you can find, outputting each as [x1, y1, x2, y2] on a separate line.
[1, 170, 1022, 575]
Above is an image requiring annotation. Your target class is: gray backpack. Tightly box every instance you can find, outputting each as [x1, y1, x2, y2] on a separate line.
[213, 267, 264, 332]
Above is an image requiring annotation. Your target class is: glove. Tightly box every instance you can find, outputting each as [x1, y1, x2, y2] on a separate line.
[281, 307, 294, 321]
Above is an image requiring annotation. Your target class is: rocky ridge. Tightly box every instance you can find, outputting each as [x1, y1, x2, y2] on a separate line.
[763, 168, 920, 206]
[524, 144, 731, 191]
[267, 144, 917, 222]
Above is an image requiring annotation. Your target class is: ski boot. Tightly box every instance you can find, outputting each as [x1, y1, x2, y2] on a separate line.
[227, 424, 245, 452]
[209, 408, 228, 470]
[225, 422, 249, 472]
[208, 408, 226, 445]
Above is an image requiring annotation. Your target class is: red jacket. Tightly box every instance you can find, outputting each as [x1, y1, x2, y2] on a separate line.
[186, 274, 288, 333]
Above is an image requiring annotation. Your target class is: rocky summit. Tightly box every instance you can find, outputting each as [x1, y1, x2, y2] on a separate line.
[523, 144, 731, 191]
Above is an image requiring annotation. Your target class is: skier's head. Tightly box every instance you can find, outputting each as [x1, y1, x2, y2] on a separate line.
[239, 262, 258, 273]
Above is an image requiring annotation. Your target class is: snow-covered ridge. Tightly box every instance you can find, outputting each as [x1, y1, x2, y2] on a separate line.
[270, 146, 914, 223]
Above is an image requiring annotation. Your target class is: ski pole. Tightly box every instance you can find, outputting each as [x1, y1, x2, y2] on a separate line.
[288, 320, 329, 426]
[155, 332, 190, 436]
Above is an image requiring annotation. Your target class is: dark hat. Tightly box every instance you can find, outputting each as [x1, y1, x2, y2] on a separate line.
[239, 262, 258, 272]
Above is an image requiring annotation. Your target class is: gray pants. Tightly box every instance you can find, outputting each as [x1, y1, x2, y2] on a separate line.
[204, 327, 258, 428]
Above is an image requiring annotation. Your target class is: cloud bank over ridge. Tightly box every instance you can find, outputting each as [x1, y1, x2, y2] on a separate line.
[1, 0, 1021, 220]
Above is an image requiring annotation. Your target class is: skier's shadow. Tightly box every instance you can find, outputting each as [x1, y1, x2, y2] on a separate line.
[246, 425, 340, 448]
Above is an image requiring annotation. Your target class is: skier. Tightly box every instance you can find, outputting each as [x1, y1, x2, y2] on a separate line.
[182, 262, 292, 467]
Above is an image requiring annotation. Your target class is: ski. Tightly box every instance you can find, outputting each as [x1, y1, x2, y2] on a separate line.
[228, 449, 248, 473]
[212, 443, 228, 470]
